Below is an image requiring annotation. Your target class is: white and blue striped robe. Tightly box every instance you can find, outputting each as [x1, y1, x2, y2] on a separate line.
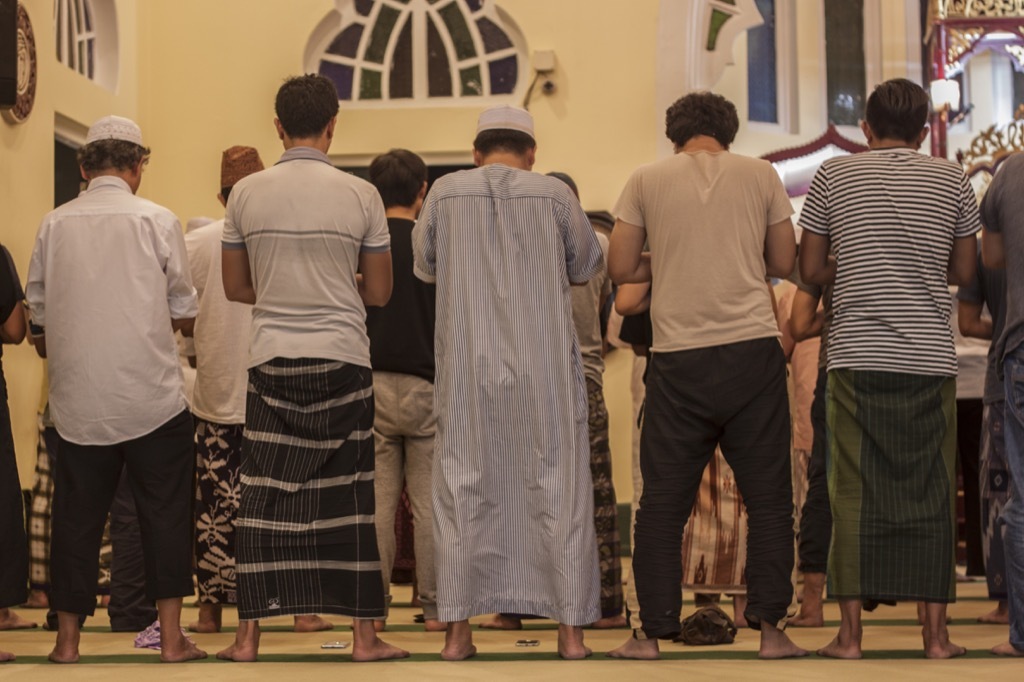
[413, 164, 604, 625]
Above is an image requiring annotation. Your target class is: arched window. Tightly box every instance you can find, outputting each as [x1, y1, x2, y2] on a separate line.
[53, 0, 117, 91]
[310, 0, 526, 105]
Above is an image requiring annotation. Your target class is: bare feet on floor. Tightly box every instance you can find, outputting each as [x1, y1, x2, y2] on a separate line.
[916, 602, 951, 625]
[351, 638, 410, 662]
[188, 604, 222, 633]
[605, 635, 659, 660]
[0, 608, 37, 630]
[758, 624, 808, 659]
[293, 615, 334, 632]
[789, 573, 825, 628]
[557, 624, 592, 659]
[479, 614, 523, 630]
[440, 620, 477, 661]
[159, 632, 208, 663]
[0, 650, 14, 663]
[923, 632, 966, 659]
[787, 610, 825, 627]
[217, 621, 260, 662]
[23, 590, 49, 609]
[424, 618, 447, 632]
[978, 603, 1009, 625]
[991, 641, 1024, 657]
[47, 634, 80, 664]
[731, 595, 748, 628]
[590, 614, 628, 629]
[816, 634, 862, 659]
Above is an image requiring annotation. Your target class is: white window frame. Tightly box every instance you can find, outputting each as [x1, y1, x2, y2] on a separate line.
[746, 0, 799, 134]
[53, 0, 118, 92]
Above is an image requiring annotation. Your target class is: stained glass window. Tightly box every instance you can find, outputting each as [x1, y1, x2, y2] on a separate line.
[316, 0, 523, 104]
[824, 0, 866, 126]
[747, 0, 777, 123]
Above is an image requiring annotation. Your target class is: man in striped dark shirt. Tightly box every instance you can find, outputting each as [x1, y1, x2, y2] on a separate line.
[800, 78, 980, 659]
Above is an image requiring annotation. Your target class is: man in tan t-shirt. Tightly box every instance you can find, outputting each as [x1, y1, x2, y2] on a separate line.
[606, 91, 803, 660]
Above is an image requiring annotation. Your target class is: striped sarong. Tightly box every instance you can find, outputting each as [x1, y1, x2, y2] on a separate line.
[826, 369, 957, 602]
[236, 358, 384, 620]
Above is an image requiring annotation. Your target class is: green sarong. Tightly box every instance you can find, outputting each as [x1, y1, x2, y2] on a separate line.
[826, 369, 957, 602]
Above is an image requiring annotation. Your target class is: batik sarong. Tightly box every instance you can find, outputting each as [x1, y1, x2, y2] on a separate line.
[827, 369, 957, 602]
[980, 402, 1009, 600]
[29, 418, 53, 591]
[681, 448, 747, 594]
[588, 378, 623, 618]
[236, 358, 384, 620]
[195, 420, 243, 604]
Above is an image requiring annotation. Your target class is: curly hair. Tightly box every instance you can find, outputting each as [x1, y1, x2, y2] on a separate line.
[275, 74, 340, 139]
[864, 78, 929, 144]
[76, 140, 150, 175]
[369, 149, 428, 209]
[665, 92, 739, 149]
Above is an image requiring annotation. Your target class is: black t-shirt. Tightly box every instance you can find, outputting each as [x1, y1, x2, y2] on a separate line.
[0, 245, 25, 361]
[365, 217, 436, 382]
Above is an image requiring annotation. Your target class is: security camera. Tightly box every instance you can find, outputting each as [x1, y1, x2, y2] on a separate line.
[541, 79, 556, 95]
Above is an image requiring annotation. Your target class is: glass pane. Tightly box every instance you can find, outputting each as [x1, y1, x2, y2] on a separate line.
[439, 2, 476, 60]
[390, 16, 414, 99]
[320, 61, 355, 100]
[326, 24, 365, 59]
[488, 56, 517, 95]
[355, 0, 373, 16]
[427, 17, 453, 97]
[706, 8, 731, 51]
[747, 0, 777, 123]
[83, 0, 93, 30]
[824, 0, 865, 126]
[460, 65, 482, 96]
[476, 17, 512, 54]
[87, 39, 94, 80]
[361, 68, 383, 99]
[366, 4, 400, 64]
[465, 0, 483, 11]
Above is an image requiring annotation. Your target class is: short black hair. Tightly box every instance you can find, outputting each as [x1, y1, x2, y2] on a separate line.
[473, 129, 536, 157]
[221, 186, 233, 202]
[275, 74, 340, 139]
[665, 92, 739, 149]
[546, 171, 579, 199]
[864, 78, 929, 144]
[369, 149, 428, 208]
[77, 139, 150, 174]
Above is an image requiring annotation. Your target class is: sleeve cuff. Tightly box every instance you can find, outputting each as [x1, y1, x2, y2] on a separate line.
[360, 244, 391, 254]
[169, 295, 199, 319]
[221, 241, 247, 250]
[413, 263, 437, 284]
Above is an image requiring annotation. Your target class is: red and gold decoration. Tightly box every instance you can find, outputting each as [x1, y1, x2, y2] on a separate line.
[1, 1, 36, 124]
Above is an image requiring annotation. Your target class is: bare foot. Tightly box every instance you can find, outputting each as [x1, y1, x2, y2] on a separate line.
[293, 615, 334, 632]
[99, 595, 110, 608]
[217, 621, 260, 662]
[351, 638, 410, 662]
[817, 635, 862, 659]
[759, 624, 808, 659]
[0, 608, 37, 630]
[479, 614, 523, 630]
[440, 621, 477, 661]
[372, 619, 386, 632]
[992, 641, 1024, 657]
[590, 614, 627, 629]
[188, 603, 222, 633]
[557, 624, 591, 659]
[24, 590, 49, 609]
[978, 603, 1009, 625]
[424, 618, 447, 632]
[605, 636, 659, 660]
[160, 635, 208, 663]
[788, 611, 825, 628]
[924, 640, 966, 659]
[0, 650, 14, 663]
[47, 639, 80, 664]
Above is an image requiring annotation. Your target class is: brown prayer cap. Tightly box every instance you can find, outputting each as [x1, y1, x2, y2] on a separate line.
[221, 146, 264, 189]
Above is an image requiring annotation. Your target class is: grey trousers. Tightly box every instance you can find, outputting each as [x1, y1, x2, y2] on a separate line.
[372, 371, 438, 620]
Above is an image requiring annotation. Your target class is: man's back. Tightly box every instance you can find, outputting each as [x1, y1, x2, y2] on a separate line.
[28, 177, 195, 445]
[982, 152, 1024, 369]
[224, 149, 389, 368]
[615, 151, 791, 353]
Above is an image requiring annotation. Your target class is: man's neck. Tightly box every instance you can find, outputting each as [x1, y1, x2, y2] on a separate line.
[385, 206, 418, 221]
[86, 169, 137, 194]
[868, 137, 917, 151]
[676, 135, 726, 154]
[479, 151, 532, 171]
[282, 135, 331, 154]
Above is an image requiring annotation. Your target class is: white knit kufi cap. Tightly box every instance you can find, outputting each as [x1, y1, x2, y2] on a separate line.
[476, 105, 535, 139]
[85, 115, 144, 146]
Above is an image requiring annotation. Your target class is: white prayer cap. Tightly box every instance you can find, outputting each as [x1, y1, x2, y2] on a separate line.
[476, 105, 535, 140]
[186, 217, 215, 233]
[85, 115, 144, 146]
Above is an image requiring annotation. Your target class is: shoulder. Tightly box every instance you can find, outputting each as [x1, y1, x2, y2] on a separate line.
[186, 220, 224, 248]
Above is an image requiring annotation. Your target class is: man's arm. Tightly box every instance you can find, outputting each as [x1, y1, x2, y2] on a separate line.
[607, 220, 651, 285]
[764, 218, 796, 279]
[615, 282, 651, 316]
[174, 318, 195, 335]
[958, 299, 992, 340]
[948, 236, 978, 286]
[358, 251, 393, 307]
[222, 246, 256, 305]
[982, 229, 1005, 270]
[0, 301, 25, 345]
[799, 231, 835, 286]
[790, 288, 824, 341]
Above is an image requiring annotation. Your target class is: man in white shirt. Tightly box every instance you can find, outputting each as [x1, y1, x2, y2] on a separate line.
[26, 115, 205, 664]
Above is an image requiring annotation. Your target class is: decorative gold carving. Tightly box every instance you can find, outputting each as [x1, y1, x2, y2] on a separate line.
[947, 27, 985, 66]
[957, 119, 1024, 178]
[1006, 43, 1024, 67]
[934, 0, 1024, 19]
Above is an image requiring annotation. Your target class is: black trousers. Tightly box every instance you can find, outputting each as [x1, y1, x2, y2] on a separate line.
[798, 367, 831, 574]
[956, 398, 984, 576]
[634, 338, 794, 637]
[50, 410, 195, 616]
[107, 470, 159, 630]
[0, 367, 28, 609]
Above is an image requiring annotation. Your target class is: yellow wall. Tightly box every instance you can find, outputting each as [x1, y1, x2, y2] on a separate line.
[3, 0, 140, 482]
